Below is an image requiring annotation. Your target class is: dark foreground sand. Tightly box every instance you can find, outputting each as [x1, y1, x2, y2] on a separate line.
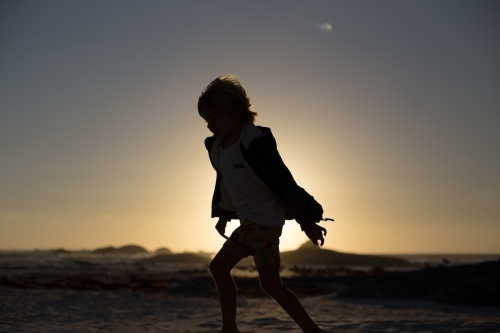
[1, 287, 499, 332]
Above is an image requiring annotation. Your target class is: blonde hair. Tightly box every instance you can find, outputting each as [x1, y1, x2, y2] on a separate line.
[198, 75, 258, 124]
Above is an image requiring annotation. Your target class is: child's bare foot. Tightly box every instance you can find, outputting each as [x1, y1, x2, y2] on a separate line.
[220, 326, 239, 333]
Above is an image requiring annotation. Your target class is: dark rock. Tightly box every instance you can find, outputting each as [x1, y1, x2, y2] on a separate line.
[154, 247, 172, 254]
[52, 248, 71, 254]
[337, 260, 500, 306]
[92, 246, 117, 254]
[92, 245, 148, 255]
[117, 245, 148, 254]
[281, 242, 414, 267]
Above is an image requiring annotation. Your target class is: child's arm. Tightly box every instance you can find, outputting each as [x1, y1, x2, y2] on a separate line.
[215, 218, 230, 239]
[244, 136, 321, 231]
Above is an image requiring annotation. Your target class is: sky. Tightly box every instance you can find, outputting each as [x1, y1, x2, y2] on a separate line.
[1, 0, 499, 254]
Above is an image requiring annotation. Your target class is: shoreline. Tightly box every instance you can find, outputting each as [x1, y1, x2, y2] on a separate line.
[1, 286, 499, 332]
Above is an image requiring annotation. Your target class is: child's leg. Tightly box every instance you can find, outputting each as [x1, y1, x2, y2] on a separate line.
[210, 245, 249, 333]
[258, 265, 324, 333]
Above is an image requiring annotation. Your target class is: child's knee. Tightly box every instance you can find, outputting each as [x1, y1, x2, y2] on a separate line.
[209, 257, 229, 276]
[260, 279, 282, 296]
[209, 258, 220, 275]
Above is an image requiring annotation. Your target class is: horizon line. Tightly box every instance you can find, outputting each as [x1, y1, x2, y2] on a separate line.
[1, 247, 499, 256]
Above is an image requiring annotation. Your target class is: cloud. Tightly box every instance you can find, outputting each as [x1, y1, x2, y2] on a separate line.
[317, 23, 332, 32]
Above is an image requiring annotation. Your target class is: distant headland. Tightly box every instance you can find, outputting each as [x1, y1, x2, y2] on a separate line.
[6, 242, 418, 267]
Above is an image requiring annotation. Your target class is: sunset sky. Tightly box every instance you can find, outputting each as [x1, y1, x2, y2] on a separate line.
[1, 1, 499, 254]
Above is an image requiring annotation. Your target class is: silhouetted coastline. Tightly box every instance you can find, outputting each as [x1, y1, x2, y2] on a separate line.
[93, 245, 149, 255]
[280, 242, 415, 267]
[1, 244, 499, 306]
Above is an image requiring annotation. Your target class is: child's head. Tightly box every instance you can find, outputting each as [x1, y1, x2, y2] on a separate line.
[198, 75, 258, 125]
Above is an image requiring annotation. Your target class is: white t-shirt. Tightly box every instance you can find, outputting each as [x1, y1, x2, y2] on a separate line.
[219, 140, 285, 227]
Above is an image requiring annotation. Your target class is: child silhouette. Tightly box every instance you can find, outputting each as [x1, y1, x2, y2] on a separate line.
[199, 75, 328, 333]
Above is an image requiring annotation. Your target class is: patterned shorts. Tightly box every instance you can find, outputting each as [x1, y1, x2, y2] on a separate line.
[224, 221, 283, 267]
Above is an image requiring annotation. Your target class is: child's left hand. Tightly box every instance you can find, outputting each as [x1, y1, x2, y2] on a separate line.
[305, 225, 327, 246]
[215, 218, 229, 239]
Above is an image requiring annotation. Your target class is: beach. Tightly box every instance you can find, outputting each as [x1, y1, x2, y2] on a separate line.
[2, 286, 499, 332]
[1, 251, 499, 332]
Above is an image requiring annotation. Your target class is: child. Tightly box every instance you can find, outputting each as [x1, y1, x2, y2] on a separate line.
[198, 75, 327, 333]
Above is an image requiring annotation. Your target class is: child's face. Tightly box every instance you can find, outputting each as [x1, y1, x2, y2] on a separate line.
[201, 108, 241, 141]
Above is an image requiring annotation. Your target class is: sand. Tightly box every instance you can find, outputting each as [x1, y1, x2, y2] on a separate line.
[1, 287, 499, 332]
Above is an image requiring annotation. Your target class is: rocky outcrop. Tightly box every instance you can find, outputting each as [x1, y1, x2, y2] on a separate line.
[154, 247, 172, 254]
[280, 242, 414, 267]
[93, 245, 148, 255]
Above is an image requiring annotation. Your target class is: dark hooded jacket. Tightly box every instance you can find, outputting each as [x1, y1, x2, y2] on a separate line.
[204, 123, 323, 231]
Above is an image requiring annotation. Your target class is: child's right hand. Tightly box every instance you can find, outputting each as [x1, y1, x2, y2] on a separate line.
[305, 224, 327, 246]
[215, 218, 229, 239]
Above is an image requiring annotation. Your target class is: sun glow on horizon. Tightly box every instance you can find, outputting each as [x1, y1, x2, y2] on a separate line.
[1, 1, 499, 255]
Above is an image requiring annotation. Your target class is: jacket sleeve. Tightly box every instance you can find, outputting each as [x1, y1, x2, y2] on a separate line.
[243, 135, 320, 231]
